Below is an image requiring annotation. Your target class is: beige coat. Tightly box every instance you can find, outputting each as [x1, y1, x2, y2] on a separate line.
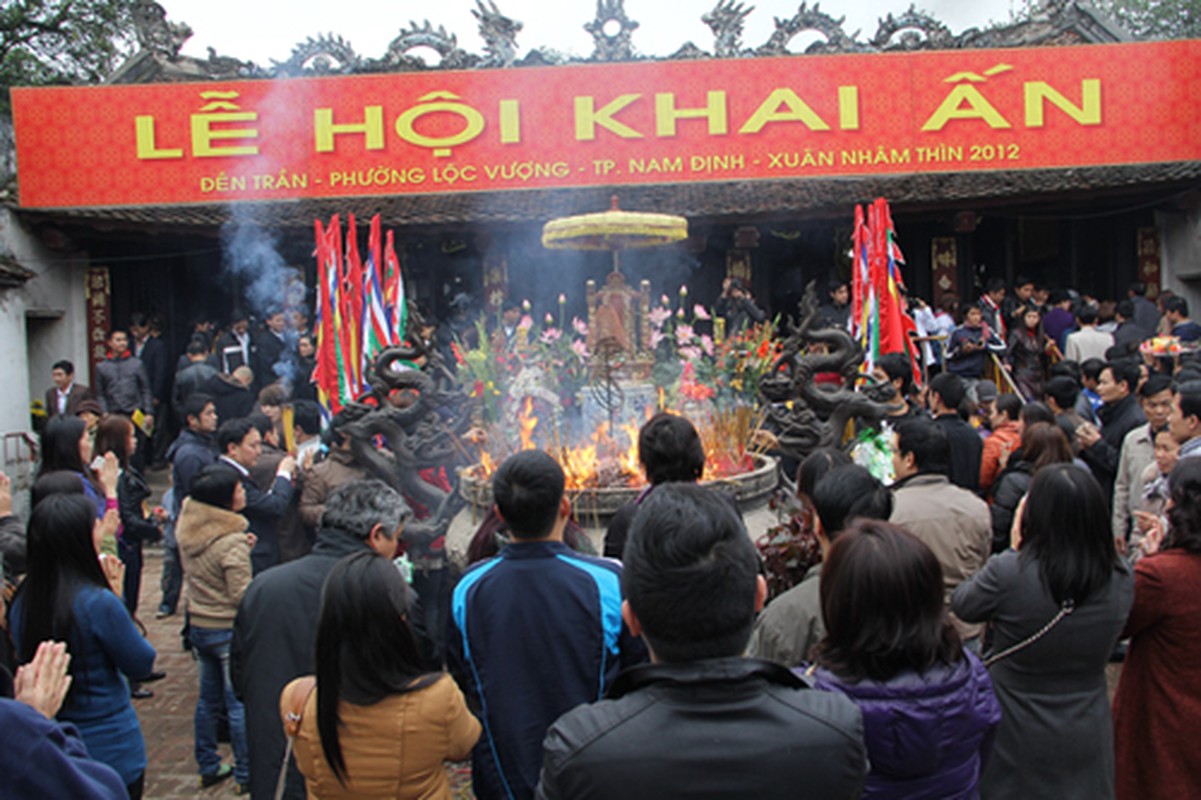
[1112, 423, 1154, 543]
[176, 497, 252, 630]
[891, 474, 992, 640]
[287, 674, 480, 799]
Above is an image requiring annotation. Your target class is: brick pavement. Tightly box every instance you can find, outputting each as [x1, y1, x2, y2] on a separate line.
[135, 543, 242, 799]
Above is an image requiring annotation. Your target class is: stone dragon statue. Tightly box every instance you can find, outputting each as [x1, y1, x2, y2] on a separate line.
[332, 306, 474, 550]
[760, 282, 900, 459]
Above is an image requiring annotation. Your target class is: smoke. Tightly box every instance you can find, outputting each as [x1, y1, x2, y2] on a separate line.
[220, 206, 293, 315]
[216, 78, 313, 390]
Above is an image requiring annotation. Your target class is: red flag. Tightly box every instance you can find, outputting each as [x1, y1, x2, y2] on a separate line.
[342, 215, 365, 393]
[311, 216, 343, 414]
[870, 198, 921, 384]
[850, 204, 868, 340]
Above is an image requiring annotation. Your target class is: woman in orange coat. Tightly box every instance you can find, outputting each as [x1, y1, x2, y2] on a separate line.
[282, 551, 479, 798]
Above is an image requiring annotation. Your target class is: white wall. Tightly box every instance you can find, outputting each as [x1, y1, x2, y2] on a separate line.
[1158, 205, 1201, 315]
[0, 209, 89, 513]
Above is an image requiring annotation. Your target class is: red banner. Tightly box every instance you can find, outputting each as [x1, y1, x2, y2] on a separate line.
[11, 40, 1201, 209]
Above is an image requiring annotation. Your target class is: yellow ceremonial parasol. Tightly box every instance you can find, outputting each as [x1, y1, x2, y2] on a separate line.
[542, 195, 688, 273]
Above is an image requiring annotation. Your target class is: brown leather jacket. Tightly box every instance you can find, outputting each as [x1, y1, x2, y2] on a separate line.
[299, 450, 367, 531]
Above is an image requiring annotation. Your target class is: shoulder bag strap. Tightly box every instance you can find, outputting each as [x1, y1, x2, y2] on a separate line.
[983, 600, 1075, 668]
[276, 676, 317, 800]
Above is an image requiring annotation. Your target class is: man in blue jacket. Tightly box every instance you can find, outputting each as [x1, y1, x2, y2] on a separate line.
[448, 450, 645, 800]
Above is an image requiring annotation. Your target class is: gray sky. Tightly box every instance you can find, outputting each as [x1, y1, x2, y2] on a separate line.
[162, 0, 1017, 66]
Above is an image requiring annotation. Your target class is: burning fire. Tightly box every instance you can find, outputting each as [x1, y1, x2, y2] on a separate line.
[469, 401, 760, 491]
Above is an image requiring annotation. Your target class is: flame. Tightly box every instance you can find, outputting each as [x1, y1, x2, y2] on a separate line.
[518, 397, 538, 451]
[473, 403, 757, 491]
[478, 448, 496, 476]
[618, 419, 641, 478]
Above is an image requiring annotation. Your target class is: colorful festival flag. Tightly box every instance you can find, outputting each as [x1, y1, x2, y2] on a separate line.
[312, 215, 414, 419]
[850, 198, 920, 384]
[362, 214, 389, 384]
[383, 229, 407, 346]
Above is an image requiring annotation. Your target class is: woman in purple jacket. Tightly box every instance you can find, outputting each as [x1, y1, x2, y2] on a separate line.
[811, 519, 1001, 799]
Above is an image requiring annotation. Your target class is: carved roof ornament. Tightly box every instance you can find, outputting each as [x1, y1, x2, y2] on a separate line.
[472, 0, 523, 68]
[203, 47, 261, 80]
[383, 20, 472, 71]
[132, 0, 193, 60]
[585, 0, 641, 62]
[107, 1, 1130, 84]
[871, 4, 954, 51]
[755, 2, 865, 57]
[703, 0, 754, 59]
[274, 35, 361, 76]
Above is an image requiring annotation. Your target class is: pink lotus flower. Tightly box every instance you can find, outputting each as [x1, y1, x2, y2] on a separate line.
[573, 317, 589, 336]
[647, 307, 672, 327]
[693, 304, 711, 321]
[571, 339, 589, 361]
[545, 313, 554, 325]
[660, 294, 670, 306]
[675, 324, 695, 345]
[700, 334, 715, 356]
[541, 328, 562, 344]
[678, 345, 702, 362]
[650, 329, 665, 349]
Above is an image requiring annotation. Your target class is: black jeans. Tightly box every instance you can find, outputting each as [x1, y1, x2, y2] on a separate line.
[118, 537, 142, 616]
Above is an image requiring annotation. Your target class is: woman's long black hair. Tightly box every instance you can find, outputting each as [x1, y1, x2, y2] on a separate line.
[315, 551, 438, 785]
[38, 416, 102, 498]
[13, 494, 109, 674]
[1021, 463, 1117, 605]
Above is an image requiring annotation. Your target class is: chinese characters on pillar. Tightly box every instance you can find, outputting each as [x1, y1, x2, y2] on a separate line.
[85, 267, 112, 382]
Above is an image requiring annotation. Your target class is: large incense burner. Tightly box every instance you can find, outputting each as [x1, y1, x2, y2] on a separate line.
[458, 451, 778, 526]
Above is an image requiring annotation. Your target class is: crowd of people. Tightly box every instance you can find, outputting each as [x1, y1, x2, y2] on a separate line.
[0, 275, 1198, 799]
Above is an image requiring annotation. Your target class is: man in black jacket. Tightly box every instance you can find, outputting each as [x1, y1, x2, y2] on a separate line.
[231, 480, 411, 799]
[927, 372, 983, 494]
[215, 418, 296, 575]
[536, 484, 867, 800]
[1077, 360, 1147, 505]
[252, 309, 290, 391]
[130, 313, 171, 465]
